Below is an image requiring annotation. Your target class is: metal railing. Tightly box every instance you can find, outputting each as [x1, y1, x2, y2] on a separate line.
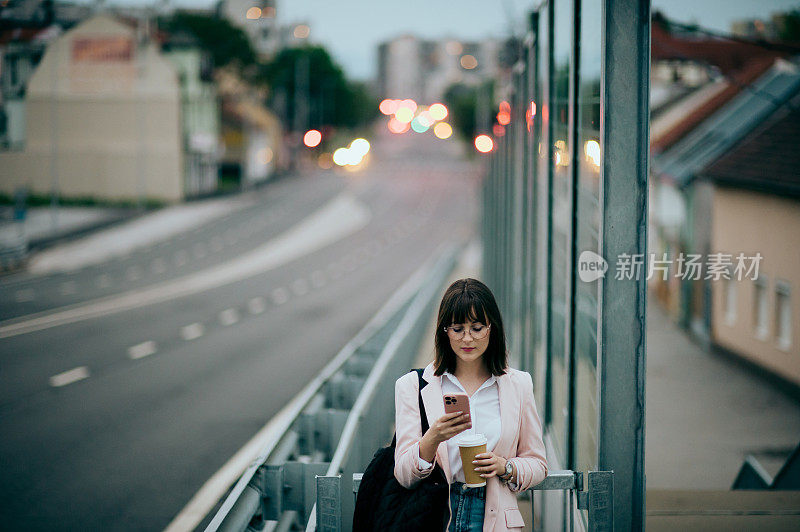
[309, 469, 613, 531]
[204, 243, 460, 532]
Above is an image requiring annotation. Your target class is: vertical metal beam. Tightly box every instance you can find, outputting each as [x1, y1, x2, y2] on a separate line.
[598, 0, 649, 530]
[316, 475, 342, 532]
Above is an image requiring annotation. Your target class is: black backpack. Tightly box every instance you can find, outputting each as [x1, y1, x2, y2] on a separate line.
[353, 369, 449, 532]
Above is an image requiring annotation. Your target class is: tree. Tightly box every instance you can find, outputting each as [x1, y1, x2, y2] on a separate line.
[258, 46, 377, 130]
[161, 12, 256, 70]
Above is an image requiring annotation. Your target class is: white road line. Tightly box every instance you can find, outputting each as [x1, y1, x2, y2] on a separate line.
[291, 279, 309, 296]
[270, 288, 289, 305]
[310, 270, 326, 288]
[247, 297, 266, 315]
[128, 340, 157, 360]
[181, 323, 205, 341]
[15, 289, 35, 302]
[49, 366, 90, 387]
[0, 194, 370, 339]
[218, 308, 239, 326]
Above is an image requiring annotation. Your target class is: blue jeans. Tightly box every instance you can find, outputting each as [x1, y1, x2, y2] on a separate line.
[448, 482, 486, 532]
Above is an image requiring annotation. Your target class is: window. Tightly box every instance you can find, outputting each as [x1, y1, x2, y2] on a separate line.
[724, 278, 737, 325]
[754, 277, 769, 339]
[776, 281, 792, 351]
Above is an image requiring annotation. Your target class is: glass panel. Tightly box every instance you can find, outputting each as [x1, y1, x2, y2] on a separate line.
[534, 3, 551, 410]
[548, 0, 573, 459]
[574, 0, 602, 479]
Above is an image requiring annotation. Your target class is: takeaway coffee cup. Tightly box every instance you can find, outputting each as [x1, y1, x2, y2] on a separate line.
[458, 433, 488, 487]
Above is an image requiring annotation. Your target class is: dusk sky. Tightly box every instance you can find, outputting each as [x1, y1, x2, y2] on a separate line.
[104, 0, 800, 80]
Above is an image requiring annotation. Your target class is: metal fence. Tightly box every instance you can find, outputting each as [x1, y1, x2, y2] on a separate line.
[327, 470, 615, 532]
[204, 243, 460, 532]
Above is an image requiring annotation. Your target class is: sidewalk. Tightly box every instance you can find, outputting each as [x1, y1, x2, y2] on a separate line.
[1, 194, 255, 275]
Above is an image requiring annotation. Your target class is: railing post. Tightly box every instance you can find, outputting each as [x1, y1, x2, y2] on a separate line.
[587, 471, 614, 532]
[316, 475, 342, 532]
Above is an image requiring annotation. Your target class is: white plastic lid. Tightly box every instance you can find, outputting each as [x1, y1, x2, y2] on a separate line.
[457, 433, 487, 447]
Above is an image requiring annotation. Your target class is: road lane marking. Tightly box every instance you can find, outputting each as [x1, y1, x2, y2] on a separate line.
[270, 288, 289, 305]
[218, 308, 239, 326]
[310, 270, 326, 288]
[49, 366, 90, 387]
[15, 289, 35, 302]
[180, 323, 205, 341]
[0, 194, 370, 339]
[128, 341, 157, 359]
[247, 297, 266, 315]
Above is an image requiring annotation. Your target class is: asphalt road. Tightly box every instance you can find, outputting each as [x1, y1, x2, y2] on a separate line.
[0, 130, 481, 531]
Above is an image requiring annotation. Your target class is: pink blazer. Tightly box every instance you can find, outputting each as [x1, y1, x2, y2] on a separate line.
[394, 363, 548, 531]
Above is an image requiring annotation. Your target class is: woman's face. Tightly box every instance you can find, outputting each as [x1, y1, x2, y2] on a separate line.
[447, 317, 491, 366]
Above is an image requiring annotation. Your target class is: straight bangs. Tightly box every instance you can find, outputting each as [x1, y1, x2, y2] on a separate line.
[445, 293, 488, 327]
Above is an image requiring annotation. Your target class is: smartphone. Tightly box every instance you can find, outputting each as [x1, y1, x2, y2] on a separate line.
[443, 394, 470, 415]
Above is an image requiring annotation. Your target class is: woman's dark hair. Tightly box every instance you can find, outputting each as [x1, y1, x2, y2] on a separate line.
[434, 278, 507, 376]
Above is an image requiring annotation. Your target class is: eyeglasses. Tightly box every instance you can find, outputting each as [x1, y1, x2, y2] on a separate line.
[443, 323, 491, 340]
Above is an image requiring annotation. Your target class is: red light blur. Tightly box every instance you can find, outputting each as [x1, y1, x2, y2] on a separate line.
[493, 124, 506, 137]
[388, 118, 410, 134]
[526, 101, 536, 132]
[303, 129, 322, 148]
[379, 99, 399, 115]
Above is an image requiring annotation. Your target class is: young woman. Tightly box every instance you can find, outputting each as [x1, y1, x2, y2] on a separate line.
[394, 278, 548, 532]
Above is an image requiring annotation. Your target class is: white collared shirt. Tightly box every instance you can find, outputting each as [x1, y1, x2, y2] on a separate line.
[418, 372, 502, 483]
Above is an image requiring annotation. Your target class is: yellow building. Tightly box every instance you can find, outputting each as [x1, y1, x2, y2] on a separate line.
[0, 15, 184, 202]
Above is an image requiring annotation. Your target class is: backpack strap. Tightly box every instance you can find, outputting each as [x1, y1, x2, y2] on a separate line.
[415, 368, 430, 435]
[390, 368, 430, 448]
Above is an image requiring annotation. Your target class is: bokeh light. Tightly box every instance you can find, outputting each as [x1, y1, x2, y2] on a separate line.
[394, 107, 414, 123]
[293, 25, 310, 39]
[428, 103, 448, 121]
[398, 99, 418, 113]
[246, 7, 261, 19]
[460, 55, 478, 70]
[333, 147, 351, 166]
[258, 147, 274, 164]
[410, 118, 429, 133]
[350, 138, 370, 157]
[388, 118, 410, 134]
[493, 124, 506, 137]
[497, 101, 511, 125]
[318, 153, 333, 169]
[417, 112, 433, 128]
[474, 134, 493, 153]
[379, 99, 399, 115]
[303, 129, 322, 148]
[261, 6, 276, 18]
[433, 122, 453, 139]
[585, 140, 601, 168]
